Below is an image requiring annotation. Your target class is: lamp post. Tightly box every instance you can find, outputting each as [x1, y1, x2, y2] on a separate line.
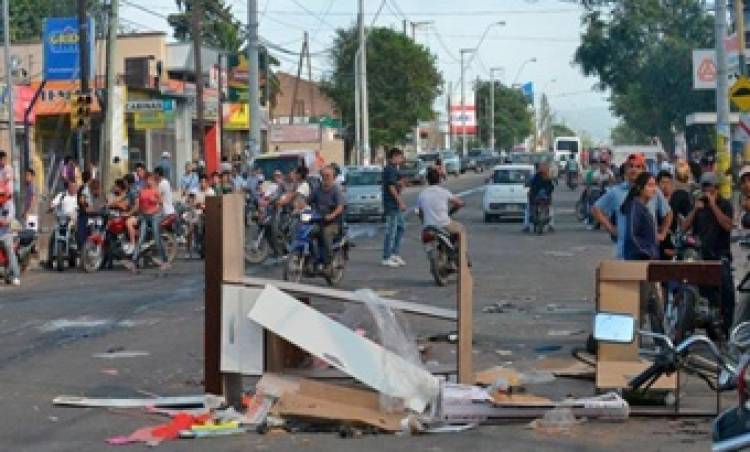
[512, 57, 537, 86]
[489, 67, 504, 150]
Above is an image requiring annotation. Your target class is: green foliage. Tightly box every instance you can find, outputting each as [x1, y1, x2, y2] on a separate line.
[168, 0, 244, 52]
[321, 26, 443, 150]
[5, 0, 107, 42]
[474, 80, 533, 150]
[610, 120, 649, 145]
[551, 123, 576, 138]
[574, 0, 714, 150]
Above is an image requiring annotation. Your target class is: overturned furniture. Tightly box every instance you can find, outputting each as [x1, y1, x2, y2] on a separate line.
[203, 194, 475, 406]
[596, 260, 723, 415]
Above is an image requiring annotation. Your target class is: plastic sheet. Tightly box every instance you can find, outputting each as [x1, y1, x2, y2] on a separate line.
[338, 289, 429, 413]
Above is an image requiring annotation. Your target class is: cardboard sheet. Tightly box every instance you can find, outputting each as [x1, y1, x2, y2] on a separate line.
[247, 285, 440, 412]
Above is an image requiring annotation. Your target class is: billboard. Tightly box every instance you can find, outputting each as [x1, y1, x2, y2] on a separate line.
[43, 17, 95, 81]
[449, 105, 476, 135]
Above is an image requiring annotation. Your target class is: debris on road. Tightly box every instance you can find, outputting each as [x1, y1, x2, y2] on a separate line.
[529, 407, 582, 434]
[546, 329, 586, 337]
[92, 350, 151, 359]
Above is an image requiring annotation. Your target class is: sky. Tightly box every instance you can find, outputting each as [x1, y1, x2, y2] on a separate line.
[120, 0, 617, 142]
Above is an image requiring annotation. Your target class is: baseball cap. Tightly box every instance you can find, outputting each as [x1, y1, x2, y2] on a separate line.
[700, 172, 718, 186]
[627, 153, 646, 167]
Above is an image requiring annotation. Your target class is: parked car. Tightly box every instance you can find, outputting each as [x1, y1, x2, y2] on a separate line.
[399, 158, 427, 185]
[417, 152, 440, 167]
[462, 149, 487, 173]
[440, 151, 461, 176]
[482, 164, 534, 222]
[344, 166, 384, 222]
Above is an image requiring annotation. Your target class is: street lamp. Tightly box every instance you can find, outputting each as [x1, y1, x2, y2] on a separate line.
[489, 67, 505, 150]
[410, 20, 433, 40]
[460, 21, 506, 157]
[512, 57, 537, 86]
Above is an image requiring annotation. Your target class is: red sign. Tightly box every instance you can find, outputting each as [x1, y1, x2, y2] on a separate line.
[449, 105, 477, 135]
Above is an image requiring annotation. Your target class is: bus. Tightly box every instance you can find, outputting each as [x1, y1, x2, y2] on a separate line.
[553, 136, 581, 163]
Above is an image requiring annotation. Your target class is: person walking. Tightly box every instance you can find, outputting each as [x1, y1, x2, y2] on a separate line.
[382, 148, 407, 268]
[621, 172, 659, 261]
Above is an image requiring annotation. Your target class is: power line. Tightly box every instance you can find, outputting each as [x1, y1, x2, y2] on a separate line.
[429, 27, 459, 63]
[264, 8, 581, 17]
[288, 0, 339, 31]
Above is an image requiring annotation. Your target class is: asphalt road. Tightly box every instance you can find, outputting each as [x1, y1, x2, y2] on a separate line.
[0, 172, 716, 451]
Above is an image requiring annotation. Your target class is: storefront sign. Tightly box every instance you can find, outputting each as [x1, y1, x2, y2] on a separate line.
[32, 80, 102, 116]
[134, 111, 173, 130]
[270, 124, 321, 143]
[126, 99, 174, 113]
[43, 17, 95, 81]
[224, 103, 249, 130]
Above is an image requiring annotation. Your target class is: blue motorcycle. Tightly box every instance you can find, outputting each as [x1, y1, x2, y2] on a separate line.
[283, 209, 349, 286]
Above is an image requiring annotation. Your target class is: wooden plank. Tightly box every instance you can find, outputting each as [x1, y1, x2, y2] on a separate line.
[229, 276, 457, 321]
[648, 261, 722, 286]
[598, 260, 649, 281]
[53, 395, 207, 408]
[457, 230, 473, 384]
[246, 285, 440, 412]
[596, 360, 676, 390]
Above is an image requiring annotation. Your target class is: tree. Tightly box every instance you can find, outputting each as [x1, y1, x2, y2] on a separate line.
[574, 0, 714, 151]
[321, 26, 443, 151]
[474, 80, 533, 151]
[610, 120, 649, 145]
[168, 0, 244, 52]
[551, 123, 576, 138]
[4, 0, 108, 42]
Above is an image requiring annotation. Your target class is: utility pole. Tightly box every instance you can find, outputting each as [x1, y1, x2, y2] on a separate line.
[446, 81, 452, 150]
[716, 0, 731, 198]
[289, 32, 307, 125]
[354, 48, 361, 166]
[2, 0, 17, 194]
[103, 0, 119, 190]
[737, 0, 747, 76]
[358, 0, 369, 165]
[78, 0, 90, 169]
[192, 0, 206, 161]
[217, 53, 224, 158]
[459, 48, 474, 159]
[248, 0, 261, 157]
[489, 68, 503, 151]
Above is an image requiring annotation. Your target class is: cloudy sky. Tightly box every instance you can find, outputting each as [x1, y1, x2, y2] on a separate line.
[120, 0, 617, 142]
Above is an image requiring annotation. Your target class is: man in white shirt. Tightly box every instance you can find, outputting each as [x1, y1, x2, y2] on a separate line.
[417, 167, 465, 237]
[155, 167, 175, 217]
[51, 181, 79, 220]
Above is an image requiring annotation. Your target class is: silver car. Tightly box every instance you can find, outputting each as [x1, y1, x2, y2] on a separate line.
[344, 166, 384, 222]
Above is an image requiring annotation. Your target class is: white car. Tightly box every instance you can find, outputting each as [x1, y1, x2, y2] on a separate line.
[482, 164, 534, 222]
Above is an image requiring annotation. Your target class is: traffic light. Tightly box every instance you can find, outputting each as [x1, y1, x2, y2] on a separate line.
[70, 92, 92, 130]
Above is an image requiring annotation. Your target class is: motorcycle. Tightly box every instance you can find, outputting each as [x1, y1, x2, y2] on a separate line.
[0, 228, 36, 283]
[531, 190, 551, 235]
[245, 201, 292, 265]
[421, 225, 458, 287]
[48, 212, 78, 272]
[566, 171, 579, 190]
[283, 210, 349, 286]
[82, 211, 178, 272]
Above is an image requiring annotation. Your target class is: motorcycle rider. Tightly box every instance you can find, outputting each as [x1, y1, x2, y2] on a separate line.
[0, 188, 19, 285]
[48, 181, 79, 268]
[523, 162, 555, 233]
[565, 157, 579, 187]
[417, 167, 465, 239]
[128, 172, 167, 272]
[309, 166, 345, 276]
[682, 172, 735, 334]
[592, 153, 672, 259]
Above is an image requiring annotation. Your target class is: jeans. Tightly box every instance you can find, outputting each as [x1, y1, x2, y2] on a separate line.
[0, 234, 18, 279]
[133, 214, 166, 264]
[383, 210, 405, 259]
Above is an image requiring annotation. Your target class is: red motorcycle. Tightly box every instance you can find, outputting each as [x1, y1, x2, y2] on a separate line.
[0, 229, 36, 283]
[82, 211, 177, 272]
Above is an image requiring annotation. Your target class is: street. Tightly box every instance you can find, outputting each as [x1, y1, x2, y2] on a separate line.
[0, 173, 714, 451]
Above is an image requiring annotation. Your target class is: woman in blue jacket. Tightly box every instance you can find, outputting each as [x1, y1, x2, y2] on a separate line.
[621, 172, 659, 260]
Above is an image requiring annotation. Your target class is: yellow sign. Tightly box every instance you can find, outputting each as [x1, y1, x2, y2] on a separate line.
[731, 76, 750, 111]
[224, 103, 250, 130]
[134, 111, 167, 130]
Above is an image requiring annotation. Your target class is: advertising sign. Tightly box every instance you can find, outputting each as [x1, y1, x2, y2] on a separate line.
[43, 17, 95, 81]
[227, 54, 249, 102]
[134, 111, 173, 130]
[449, 105, 476, 135]
[224, 103, 249, 130]
[126, 99, 174, 113]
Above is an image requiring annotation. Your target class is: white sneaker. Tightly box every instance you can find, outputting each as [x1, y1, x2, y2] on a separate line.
[123, 243, 134, 255]
[11, 278, 20, 286]
[381, 258, 400, 268]
[391, 256, 406, 266]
